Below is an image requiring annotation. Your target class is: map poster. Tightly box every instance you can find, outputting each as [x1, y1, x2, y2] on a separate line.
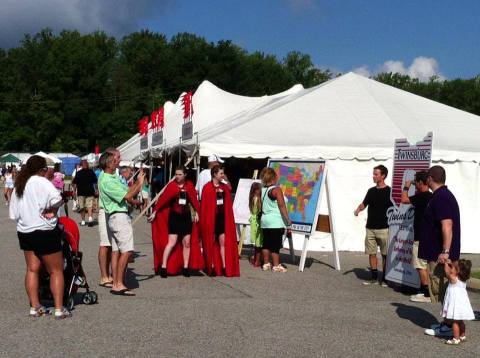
[385, 132, 433, 288]
[268, 159, 326, 234]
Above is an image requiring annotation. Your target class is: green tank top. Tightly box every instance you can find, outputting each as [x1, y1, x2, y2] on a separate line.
[261, 186, 286, 229]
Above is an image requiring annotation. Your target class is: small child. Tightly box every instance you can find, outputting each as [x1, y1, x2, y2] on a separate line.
[249, 182, 263, 267]
[442, 259, 475, 345]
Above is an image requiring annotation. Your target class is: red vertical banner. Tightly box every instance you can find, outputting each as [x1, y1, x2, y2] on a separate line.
[182, 91, 193, 123]
[138, 116, 149, 136]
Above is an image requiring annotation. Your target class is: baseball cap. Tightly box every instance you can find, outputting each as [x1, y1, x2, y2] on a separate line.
[208, 154, 224, 163]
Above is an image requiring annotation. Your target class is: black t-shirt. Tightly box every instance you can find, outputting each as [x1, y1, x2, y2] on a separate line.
[362, 186, 393, 229]
[409, 191, 433, 241]
[73, 168, 97, 196]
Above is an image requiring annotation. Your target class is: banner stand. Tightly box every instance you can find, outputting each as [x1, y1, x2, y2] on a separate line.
[298, 172, 341, 272]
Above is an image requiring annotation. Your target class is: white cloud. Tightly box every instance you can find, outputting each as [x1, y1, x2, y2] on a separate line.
[353, 56, 445, 82]
[0, 0, 172, 47]
[352, 65, 372, 78]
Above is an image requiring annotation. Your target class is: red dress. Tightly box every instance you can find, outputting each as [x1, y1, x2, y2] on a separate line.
[151, 180, 204, 275]
[200, 181, 240, 277]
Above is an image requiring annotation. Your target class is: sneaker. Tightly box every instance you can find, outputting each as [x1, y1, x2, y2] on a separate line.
[425, 322, 453, 337]
[54, 307, 72, 320]
[445, 338, 461, 345]
[80, 220, 86, 226]
[272, 264, 287, 273]
[29, 305, 51, 318]
[362, 279, 378, 285]
[262, 263, 272, 271]
[380, 280, 388, 287]
[410, 293, 431, 303]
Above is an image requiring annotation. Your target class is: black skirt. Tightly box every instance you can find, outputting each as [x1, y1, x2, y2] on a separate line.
[168, 211, 193, 237]
[215, 212, 225, 236]
[18, 225, 63, 255]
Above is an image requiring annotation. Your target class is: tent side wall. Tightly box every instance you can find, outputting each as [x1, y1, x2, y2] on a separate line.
[300, 159, 480, 254]
[59, 157, 81, 176]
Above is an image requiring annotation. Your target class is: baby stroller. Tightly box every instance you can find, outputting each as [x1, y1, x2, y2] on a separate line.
[40, 217, 98, 310]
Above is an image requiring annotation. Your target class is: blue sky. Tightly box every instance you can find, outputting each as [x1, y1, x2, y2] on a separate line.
[1, 0, 479, 79]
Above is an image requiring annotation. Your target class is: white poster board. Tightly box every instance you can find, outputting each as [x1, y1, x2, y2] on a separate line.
[233, 179, 261, 225]
[385, 132, 433, 288]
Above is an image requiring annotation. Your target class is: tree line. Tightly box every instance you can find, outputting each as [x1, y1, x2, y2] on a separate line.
[0, 29, 478, 154]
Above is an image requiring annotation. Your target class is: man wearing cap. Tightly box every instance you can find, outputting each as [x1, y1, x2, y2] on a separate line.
[195, 154, 225, 200]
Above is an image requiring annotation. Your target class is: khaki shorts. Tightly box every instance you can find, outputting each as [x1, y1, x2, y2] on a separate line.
[411, 241, 427, 270]
[98, 209, 110, 247]
[428, 261, 448, 304]
[107, 212, 134, 253]
[78, 196, 94, 210]
[365, 228, 388, 256]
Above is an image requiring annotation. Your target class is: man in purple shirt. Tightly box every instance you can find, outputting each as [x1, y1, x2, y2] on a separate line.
[420, 166, 461, 337]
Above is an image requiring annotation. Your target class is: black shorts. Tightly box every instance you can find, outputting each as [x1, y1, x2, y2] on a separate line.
[262, 228, 285, 253]
[17, 226, 63, 255]
[215, 212, 225, 236]
[168, 211, 192, 237]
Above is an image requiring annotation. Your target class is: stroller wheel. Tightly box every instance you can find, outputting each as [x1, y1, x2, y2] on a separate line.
[67, 296, 75, 311]
[89, 291, 98, 304]
[82, 292, 92, 305]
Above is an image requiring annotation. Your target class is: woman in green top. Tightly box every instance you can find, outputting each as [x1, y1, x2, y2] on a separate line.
[260, 167, 292, 273]
[248, 182, 263, 267]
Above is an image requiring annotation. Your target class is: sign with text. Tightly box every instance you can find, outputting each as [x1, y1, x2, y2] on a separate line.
[182, 121, 193, 140]
[140, 136, 149, 152]
[385, 132, 433, 288]
[151, 130, 163, 148]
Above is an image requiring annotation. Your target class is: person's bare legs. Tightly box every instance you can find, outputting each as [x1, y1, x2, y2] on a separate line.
[112, 251, 132, 291]
[218, 234, 226, 268]
[162, 235, 178, 268]
[182, 235, 191, 268]
[459, 321, 466, 337]
[80, 208, 86, 222]
[98, 246, 112, 283]
[452, 321, 460, 339]
[418, 268, 429, 286]
[369, 254, 378, 270]
[262, 249, 270, 266]
[272, 252, 280, 267]
[87, 206, 93, 220]
[42, 251, 65, 310]
[24, 251, 42, 308]
[111, 250, 120, 288]
[6, 188, 12, 203]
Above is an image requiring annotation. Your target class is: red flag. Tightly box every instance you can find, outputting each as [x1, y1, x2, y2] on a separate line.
[182, 91, 193, 120]
[158, 107, 164, 129]
[150, 110, 158, 129]
[94, 144, 100, 155]
[138, 116, 149, 136]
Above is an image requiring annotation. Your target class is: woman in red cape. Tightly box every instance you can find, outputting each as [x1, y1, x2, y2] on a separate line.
[151, 166, 203, 277]
[200, 165, 240, 277]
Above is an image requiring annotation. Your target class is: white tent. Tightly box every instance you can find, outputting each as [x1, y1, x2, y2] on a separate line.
[34, 151, 62, 165]
[175, 72, 480, 254]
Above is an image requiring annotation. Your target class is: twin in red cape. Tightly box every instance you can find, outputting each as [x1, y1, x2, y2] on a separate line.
[150, 180, 240, 277]
[200, 181, 240, 277]
[151, 180, 204, 275]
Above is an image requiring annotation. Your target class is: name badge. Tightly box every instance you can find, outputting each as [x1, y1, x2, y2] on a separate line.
[179, 191, 187, 205]
[216, 190, 224, 205]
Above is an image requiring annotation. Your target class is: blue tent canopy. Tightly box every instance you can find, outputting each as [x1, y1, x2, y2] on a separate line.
[59, 156, 80, 175]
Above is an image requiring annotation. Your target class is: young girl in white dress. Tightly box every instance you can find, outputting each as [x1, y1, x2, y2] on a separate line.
[442, 259, 475, 345]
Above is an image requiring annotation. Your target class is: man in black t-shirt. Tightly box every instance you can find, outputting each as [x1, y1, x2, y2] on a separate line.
[72, 160, 97, 226]
[401, 171, 433, 303]
[354, 165, 393, 286]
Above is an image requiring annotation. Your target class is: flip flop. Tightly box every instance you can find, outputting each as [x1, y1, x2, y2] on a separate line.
[110, 289, 135, 296]
[99, 281, 113, 288]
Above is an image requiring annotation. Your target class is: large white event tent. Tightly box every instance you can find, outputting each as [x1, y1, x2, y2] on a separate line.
[119, 72, 480, 253]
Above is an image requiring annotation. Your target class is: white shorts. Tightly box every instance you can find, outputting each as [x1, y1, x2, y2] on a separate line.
[107, 212, 134, 253]
[98, 209, 110, 247]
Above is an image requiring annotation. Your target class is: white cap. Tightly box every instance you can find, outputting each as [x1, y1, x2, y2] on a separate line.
[208, 154, 224, 163]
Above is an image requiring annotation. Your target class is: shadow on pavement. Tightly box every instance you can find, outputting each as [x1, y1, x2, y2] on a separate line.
[125, 268, 155, 289]
[391, 302, 438, 328]
[343, 267, 371, 280]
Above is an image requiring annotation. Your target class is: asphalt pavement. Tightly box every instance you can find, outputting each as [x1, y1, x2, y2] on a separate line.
[0, 200, 479, 357]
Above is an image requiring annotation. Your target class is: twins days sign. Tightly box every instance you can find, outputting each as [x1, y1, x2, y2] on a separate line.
[385, 132, 433, 288]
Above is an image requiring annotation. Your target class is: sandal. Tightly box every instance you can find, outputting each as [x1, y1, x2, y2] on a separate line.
[99, 280, 113, 288]
[272, 264, 288, 273]
[54, 307, 72, 320]
[29, 305, 51, 318]
[445, 338, 461, 345]
[262, 263, 272, 271]
[459, 335, 467, 342]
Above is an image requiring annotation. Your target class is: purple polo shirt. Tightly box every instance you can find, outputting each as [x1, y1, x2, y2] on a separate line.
[418, 186, 460, 262]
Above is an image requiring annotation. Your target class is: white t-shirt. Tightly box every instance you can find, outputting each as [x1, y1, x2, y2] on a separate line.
[9, 175, 63, 233]
[195, 169, 211, 200]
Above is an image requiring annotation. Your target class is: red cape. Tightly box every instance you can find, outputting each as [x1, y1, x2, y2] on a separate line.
[151, 180, 203, 275]
[200, 181, 240, 277]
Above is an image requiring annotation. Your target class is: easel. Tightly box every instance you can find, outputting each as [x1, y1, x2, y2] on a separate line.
[237, 170, 258, 255]
[298, 172, 341, 271]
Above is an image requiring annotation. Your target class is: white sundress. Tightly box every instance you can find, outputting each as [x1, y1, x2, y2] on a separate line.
[442, 279, 475, 320]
